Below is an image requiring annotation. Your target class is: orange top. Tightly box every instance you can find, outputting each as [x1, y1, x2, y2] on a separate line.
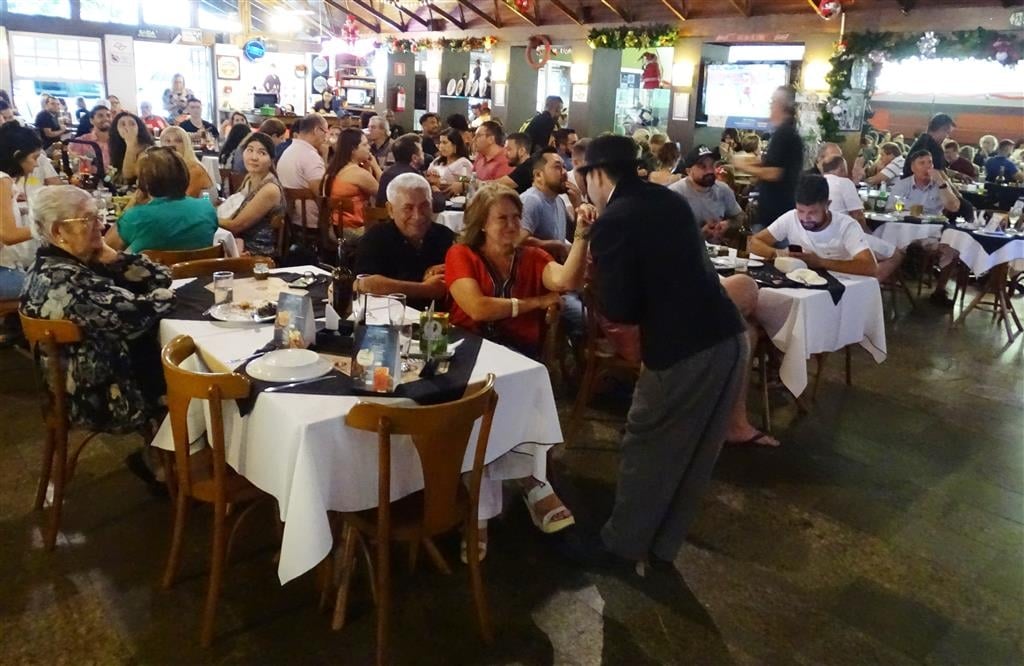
[329, 177, 366, 228]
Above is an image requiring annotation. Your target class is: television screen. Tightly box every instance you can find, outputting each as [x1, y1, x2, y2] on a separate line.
[700, 63, 790, 129]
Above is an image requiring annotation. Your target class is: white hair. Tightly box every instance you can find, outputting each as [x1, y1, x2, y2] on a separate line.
[30, 185, 94, 244]
[386, 172, 431, 205]
[369, 115, 390, 133]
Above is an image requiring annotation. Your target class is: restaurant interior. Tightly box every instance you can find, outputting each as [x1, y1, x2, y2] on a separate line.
[0, 0, 1022, 664]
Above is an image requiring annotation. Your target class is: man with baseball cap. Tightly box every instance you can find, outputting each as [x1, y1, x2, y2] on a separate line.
[563, 134, 747, 572]
[670, 145, 746, 243]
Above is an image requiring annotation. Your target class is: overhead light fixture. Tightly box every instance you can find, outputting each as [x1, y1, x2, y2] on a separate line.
[672, 60, 695, 87]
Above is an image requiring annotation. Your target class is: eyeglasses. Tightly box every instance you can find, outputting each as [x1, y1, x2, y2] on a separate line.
[60, 214, 103, 228]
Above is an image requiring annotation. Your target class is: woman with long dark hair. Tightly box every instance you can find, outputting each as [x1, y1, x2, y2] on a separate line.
[220, 122, 252, 172]
[109, 111, 154, 183]
[0, 122, 42, 299]
[426, 128, 473, 195]
[219, 110, 249, 140]
[218, 132, 285, 257]
[323, 128, 380, 231]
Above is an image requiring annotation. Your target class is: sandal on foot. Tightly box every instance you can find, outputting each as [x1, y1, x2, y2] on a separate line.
[460, 528, 488, 564]
[725, 430, 780, 448]
[524, 483, 575, 534]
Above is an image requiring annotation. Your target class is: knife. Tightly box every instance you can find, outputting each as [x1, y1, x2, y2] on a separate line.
[263, 375, 337, 393]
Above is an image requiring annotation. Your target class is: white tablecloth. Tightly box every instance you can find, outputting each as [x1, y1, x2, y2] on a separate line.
[152, 267, 562, 583]
[201, 155, 221, 187]
[940, 228, 1024, 275]
[755, 273, 887, 396]
[872, 222, 943, 249]
[437, 210, 465, 234]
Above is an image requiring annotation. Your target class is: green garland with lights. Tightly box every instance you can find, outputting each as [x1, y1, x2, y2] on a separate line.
[377, 35, 498, 54]
[586, 24, 681, 50]
[819, 27, 1023, 142]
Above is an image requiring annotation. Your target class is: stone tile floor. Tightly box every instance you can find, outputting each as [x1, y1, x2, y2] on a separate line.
[0, 294, 1021, 665]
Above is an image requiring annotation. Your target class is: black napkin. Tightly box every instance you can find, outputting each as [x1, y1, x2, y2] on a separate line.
[233, 329, 484, 417]
[170, 272, 329, 321]
[967, 230, 1020, 255]
[747, 264, 846, 306]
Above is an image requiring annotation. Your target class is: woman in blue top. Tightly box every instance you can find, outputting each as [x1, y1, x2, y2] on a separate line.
[105, 147, 218, 254]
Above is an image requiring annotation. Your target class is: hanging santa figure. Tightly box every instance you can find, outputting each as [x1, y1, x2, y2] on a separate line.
[640, 51, 662, 89]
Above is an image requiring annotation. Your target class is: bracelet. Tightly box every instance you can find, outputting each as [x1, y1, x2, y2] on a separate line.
[510, 297, 520, 317]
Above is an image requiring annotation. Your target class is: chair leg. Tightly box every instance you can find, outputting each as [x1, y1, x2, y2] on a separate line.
[376, 534, 391, 666]
[844, 346, 852, 386]
[44, 432, 68, 551]
[568, 357, 598, 444]
[34, 427, 56, 511]
[759, 350, 771, 434]
[811, 354, 826, 401]
[421, 538, 452, 575]
[200, 501, 229, 648]
[408, 539, 419, 574]
[331, 524, 358, 631]
[162, 491, 190, 589]
[465, 521, 493, 643]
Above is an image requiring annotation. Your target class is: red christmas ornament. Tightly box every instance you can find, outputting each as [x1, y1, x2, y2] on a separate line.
[818, 0, 842, 19]
[513, 0, 532, 12]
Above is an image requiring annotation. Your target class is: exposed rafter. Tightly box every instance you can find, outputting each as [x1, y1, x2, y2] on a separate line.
[659, 0, 688, 22]
[548, 0, 585, 24]
[323, 0, 380, 33]
[598, 0, 628, 21]
[347, 0, 405, 31]
[729, 0, 752, 16]
[454, 0, 502, 28]
[394, 4, 431, 27]
[426, 3, 467, 29]
[503, 0, 541, 26]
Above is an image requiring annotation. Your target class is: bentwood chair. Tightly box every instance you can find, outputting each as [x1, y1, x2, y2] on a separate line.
[284, 187, 322, 255]
[19, 313, 97, 551]
[567, 284, 641, 444]
[143, 244, 224, 267]
[170, 256, 276, 280]
[328, 375, 498, 665]
[160, 335, 277, 647]
[0, 299, 19, 318]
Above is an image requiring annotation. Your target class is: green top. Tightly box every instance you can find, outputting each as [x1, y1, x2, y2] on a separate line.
[117, 196, 219, 254]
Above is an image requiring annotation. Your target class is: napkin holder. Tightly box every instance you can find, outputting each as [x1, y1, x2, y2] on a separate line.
[274, 292, 316, 348]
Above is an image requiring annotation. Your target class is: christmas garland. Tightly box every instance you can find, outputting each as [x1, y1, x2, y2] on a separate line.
[377, 35, 498, 54]
[819, 27, 1024, 142]
[586, 24, 681, 50]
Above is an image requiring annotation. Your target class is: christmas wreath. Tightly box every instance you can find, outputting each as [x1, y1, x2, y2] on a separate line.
[377, 35, 499, 54]
[527, 35, 552, 70]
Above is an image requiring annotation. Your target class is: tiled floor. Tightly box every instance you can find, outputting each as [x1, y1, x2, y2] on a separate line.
[1, 292, 1021, 665]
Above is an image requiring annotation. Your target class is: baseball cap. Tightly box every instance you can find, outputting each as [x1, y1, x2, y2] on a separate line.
[682, 145, 715, 169]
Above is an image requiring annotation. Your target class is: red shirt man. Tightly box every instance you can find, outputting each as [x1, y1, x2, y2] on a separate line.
[472, 120, 513, 181]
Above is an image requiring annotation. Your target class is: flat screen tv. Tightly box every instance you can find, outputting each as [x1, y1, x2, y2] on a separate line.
[699, 62, 790, 130]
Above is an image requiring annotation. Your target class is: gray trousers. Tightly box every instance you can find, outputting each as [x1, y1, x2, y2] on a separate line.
[602, 332, 747, 562]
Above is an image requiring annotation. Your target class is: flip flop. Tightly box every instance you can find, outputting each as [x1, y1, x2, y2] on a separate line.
[725, 431, 780, 448]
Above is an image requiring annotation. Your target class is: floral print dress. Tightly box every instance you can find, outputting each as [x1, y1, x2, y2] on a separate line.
[21, 246, 177, 433]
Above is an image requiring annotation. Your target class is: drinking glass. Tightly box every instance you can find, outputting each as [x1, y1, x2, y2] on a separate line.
[212, 271, 234, 304]
[388, 293, 413, 357]
[734, 258, 749, 274]
[910, 203, 924, 218]
[893, 196, 905, 213]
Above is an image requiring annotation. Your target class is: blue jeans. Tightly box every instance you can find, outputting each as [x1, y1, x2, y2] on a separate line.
[0, 266, 26, 300]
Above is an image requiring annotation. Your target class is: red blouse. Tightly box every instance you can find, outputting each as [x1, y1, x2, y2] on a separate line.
[445, 244, 554, 354]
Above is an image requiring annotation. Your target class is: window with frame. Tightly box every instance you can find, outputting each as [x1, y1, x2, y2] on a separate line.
[10, 33, 104, 82]
[7, 0, 71, 19]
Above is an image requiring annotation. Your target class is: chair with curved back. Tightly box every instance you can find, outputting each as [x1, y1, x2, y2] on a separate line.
[284, 187, 322, 255]
[329, 375, 499, 665]
[18, 313, 98, 551]
[170, 256, 276, 280]
[143, 244, 224, 267]
[160, 334, 277, 647]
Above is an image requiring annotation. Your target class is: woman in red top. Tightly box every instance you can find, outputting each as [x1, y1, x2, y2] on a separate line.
[445, 182, 595, 560]
[446, 183, 592, 357]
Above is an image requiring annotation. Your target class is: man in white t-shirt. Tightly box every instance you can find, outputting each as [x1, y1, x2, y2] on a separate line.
[277, 114, 328, 228]
[749, 174, 877, 277]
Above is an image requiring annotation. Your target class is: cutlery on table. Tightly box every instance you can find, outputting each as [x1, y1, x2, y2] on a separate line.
[263, 375, 336, 393]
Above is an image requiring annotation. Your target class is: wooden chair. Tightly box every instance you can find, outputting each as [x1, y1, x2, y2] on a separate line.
[143, 244, 224, 267]
[811, 346, 854, 401]
[270, 211, 288, 259]
[160, 335, 276, 647]
[877, 249, 916, 318]
[329, 375, 499, 665]
[363, 205, 390, 233]
[567, 284, 641, 443]
[170, 256, 276, 280]
[0, 299, 19, 318]
[18, 313, 99, 551]
[218, 168, 246, 198]
[284, 187, 321, 254]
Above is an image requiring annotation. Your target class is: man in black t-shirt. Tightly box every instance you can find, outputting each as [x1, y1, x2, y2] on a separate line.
[34, 95, 67, 148]
[354, 173, 454, 310]
[733, 86, 804, 229]
[495, 132, 534, 194]
[902, 113, 954, 178]
[178, 97, 219, 140]
[524, 95, 563, 152]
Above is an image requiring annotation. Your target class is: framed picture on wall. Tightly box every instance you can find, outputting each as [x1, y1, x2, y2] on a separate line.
[217, 55, 240, 80]
[394, 62, 406, 77]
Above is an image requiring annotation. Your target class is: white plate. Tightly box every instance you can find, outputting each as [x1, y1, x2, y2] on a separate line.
[786, 268, 827, 286]
[468, 80, 479, 96]
[247, 349, 334, 382]
[455, 79, 465, 95]
[711, 257, 763, 269]
[446, 79, 457, 95]
[867, 213, 896, 222]
[209, 302, 275, 323]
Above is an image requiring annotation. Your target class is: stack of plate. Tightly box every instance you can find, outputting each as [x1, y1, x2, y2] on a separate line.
[247, 349, 333, 382]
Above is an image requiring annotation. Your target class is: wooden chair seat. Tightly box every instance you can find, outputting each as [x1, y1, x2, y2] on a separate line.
[344, 486, 470, 543]
[170, 255, 275, 280]
[183, 448, 264, 505]
[143, 244, 224, 266]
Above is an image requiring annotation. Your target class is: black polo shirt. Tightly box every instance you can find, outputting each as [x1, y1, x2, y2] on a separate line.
[509, 160, 532, 193]
[354, 221, 455, 310]
[179, 118, 219, 139]
[756, 119, 804, 227]
[903, 133, 944, 177]
[35, 110, 63, 147]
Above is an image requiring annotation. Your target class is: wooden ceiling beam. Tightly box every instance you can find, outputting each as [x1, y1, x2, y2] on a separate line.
[659, 0, 688, 21]
[426, 3, 467, 29]
[548, 0, 585, 24]
[598, 0, 627, 21]
[729, 0, 752, 16]
[503, 0, 541, 26]
[347, 0, 405, 31]
[395, 4, 431, 27]
[454, 0, 502, 28]
[323, 0, 381, 33]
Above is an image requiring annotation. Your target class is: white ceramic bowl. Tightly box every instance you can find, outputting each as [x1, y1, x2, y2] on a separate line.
[775, 256, 807, 274]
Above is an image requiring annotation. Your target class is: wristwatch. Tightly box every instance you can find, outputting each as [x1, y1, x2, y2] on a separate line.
[938, 183, 948, 189]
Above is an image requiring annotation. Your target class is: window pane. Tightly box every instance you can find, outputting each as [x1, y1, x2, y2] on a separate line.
[81, 0, 139, 25]
[79, 42, 102, 61]
[143, 0, 192, 28]
[11, 35, 36, 56]
[8, 0, 71, 19]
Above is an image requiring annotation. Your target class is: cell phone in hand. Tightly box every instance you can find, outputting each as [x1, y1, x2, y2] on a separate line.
[788, 244, 803, 253]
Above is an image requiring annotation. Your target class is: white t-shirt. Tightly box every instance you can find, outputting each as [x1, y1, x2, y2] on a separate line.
[766, 209, 871, 262]
[426, 156, 473, 183]
[1, 171, 38, 270]
[824, 174, 864, 215]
